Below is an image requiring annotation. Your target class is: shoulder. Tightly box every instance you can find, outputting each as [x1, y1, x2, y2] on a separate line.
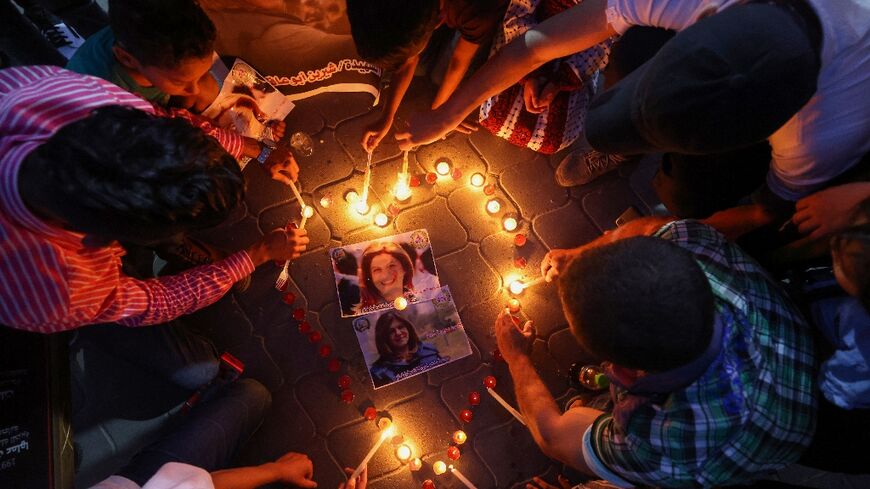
[444, 0, 509, 43]
[66, 27, 116, 80]
[605, 0, 725, 34]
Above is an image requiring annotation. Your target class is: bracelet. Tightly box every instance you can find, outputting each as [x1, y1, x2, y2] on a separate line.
[256, 145, 273, 165]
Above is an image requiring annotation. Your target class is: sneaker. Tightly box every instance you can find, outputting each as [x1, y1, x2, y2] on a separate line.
[555, 148, 629, 187]
[23, 5, 85, 60]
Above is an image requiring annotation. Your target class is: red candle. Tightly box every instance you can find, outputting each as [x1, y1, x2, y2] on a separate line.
[484, 376, 497, 389]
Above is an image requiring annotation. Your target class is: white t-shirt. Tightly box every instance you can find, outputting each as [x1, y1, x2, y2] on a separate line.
[605, 0, 870, 201]
[91, 463, 215, 489]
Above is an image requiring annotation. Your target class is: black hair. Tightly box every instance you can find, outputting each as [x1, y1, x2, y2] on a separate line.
[109, 0, 216, 68]
[833, 197, 870, 311]
[20, 105, 244, 244]
[346, 0, 440, 69]
[558, 237, 715, 372]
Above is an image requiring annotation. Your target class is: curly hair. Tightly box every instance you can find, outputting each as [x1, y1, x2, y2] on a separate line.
[358, 242, 415, 308]
[20, 105, 244, 244]
[109, 0, 216, 68]
[374, 311, 420, 358]
[346, 0, 441, 69]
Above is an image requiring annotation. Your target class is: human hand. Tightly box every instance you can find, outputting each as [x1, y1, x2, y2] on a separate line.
[263, 146, 300, 185]
[494, 308, 534, 362]
[268, 120, 287, 142]
[526, 474, 572, 489]
[361, 116, 393, 153]
[793, 182, 870, 239]
[395, 107, 466, 151]
[540, 248, 580, 282]
[246, 227, 309, 267]
[265, 452, 317, 488]
[451, 119, 479, 135]
[338, 467, 367, 489]
[522, 78, 559, 114]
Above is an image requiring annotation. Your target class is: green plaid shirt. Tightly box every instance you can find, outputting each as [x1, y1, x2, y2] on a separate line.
[588, 220, 817, 488]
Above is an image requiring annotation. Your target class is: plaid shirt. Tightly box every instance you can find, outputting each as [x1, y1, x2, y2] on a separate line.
[587, 220, 816, 488]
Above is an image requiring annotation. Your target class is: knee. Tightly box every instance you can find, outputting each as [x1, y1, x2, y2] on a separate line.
[171, 356, 220, 391]
[233, 379, 272, 417]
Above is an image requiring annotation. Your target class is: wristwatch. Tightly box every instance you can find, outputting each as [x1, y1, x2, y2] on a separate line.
[256, 144, 273, 165]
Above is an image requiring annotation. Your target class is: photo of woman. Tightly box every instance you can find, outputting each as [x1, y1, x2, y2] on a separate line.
[331, 229, 440, 317]
[369, 311, 442, 387]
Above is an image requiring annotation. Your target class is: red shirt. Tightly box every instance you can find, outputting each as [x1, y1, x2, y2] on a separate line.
[0, 66, 254, 333]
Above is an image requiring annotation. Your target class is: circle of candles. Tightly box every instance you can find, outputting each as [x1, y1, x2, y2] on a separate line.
[459, 409, 474, 423]
[507, 298, 522, 314]
[338, 374, 352, 389]
[319, 344, 332, 358]
[486, 199, 501, 215]
[355, 200, 370, 215]
[394, 296, 408, 310]
[426, 172, 438, 185]
[298, 321, 311, 334]
[433, 461, 447, 475]
[468, 391, 481, 406]
[436, 160, 451, 176]
[293, 308, 306, 321]
[422, 480, 435, 489]
[302, 205, 315, 218]
[327, 358, 341, 372]
[308, 331, 322, 343]
[509, 280, 525, 295]
[341, 389, 354, 403]
[409, 458, 423, 471]
[396, 444, 412, 461]
[502, 216, 519, 232]
[483, 183, 496, 195]
[470, 173, 485, 187]
[364, 407, 377, 420]
[514, 233, 527, 247]
[377, 417, 392, 430]
[319, 196, 331, 208]
[452, 430, 467, 445]
[344, 190, 359, 203]
[281, 291, 296, 304]
[484, 375, 497, 389]
[374, 212, 389, 227]
[446, 446, 461, 461]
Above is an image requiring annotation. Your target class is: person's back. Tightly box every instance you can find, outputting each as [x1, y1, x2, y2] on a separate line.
[560, 222, 816, 487]
[67, 0, 218, 111]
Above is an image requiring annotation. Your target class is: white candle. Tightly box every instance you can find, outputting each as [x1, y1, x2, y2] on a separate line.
[486, 387, 526, 425]
[436, 160, 451, 175]
[360, 150, 373, 210]
[349, 425, 395, 482]
[374, 212, 389, 227]
[502, 216, 518, 232]
[449, 466, 478, 489]
[289, 181, 306, 209]
[486, 199, 501, 214]
[470, 173, 485, 188]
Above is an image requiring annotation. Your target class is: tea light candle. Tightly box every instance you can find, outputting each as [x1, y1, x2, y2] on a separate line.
[470, 173, 485, 188]
[396, 444, 412, 462]
[507, 298, 521, 314]
[436, 160, 451, 176]
[355, 200, 370, 215]
[452, 430, 467, 445]
[433, 461, 447, 475]
[508, 280, 525, 295]
[502, 216, 518, 232]
[486, 199, 501, 215]
[395, 182, 412, 202]
[374, 212, 388, 227]
[319, 196, 331, 208]
[394, 296, 408, 311]
[345, 190, 359, 203]
[409, 458, 423, 471]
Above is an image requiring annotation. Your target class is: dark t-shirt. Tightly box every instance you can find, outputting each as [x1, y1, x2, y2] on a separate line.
[444, 0, 509, 44]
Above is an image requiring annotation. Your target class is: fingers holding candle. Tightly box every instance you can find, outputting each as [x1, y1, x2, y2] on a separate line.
[341, 466, 368, 489]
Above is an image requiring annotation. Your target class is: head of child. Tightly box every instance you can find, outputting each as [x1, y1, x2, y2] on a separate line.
[558, 237, 715, 374]
[109, 0, 216, 98]
[346, 0, 441, 70]
[20, 106, 244, 247]
[832, 198, 870, 311]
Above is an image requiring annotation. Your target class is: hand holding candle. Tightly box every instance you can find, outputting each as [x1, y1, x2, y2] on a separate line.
[349, 424, 395, 482]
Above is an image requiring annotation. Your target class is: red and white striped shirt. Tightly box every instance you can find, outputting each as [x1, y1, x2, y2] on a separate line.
[0, 66, 254, 333]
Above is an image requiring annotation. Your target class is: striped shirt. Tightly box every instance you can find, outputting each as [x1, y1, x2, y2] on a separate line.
[0, 66, 253, 333]
[585, 220, 817, 488]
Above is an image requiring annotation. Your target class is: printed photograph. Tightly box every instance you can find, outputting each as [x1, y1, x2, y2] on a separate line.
[330, 229, 440, 317]
[352, 287, 471, 388]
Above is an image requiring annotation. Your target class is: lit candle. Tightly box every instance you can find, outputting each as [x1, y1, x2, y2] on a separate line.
[350, 424, 395, 482]
[470, 173, 485, 188]
[436, 160, 451, 176]
[359, 150, 373, 213]
[300, 205, 315, 229]
[502, 216, 518, 232]
[319, 196, 331, 208]
[289, 180, 307, 209]
[449, 466, 478, 489]
[433, 461, 447, 475]
[409, 458, 422, 471]
[507, 298, 521, 314]
[487, 387, 526, 425]
[345, 190, 359, 203]
[486, 199, 501, 215]
[396, 444, 412, 462]
[394, 296, 408, 310]
[452, 430, 467, 445]
[508, 280, 525, 295]
[355, 200, 370, 215]
[374, 212, 388, 227]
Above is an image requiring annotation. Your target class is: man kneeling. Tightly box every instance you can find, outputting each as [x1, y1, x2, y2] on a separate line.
[495, 219, 817, 488]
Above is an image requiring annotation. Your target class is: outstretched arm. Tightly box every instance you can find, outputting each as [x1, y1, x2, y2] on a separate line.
[362, 56, 419, 152]
[396, 0, 615, 149]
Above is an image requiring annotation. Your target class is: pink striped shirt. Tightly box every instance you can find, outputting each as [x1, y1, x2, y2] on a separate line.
[0, 66, 254, 333]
